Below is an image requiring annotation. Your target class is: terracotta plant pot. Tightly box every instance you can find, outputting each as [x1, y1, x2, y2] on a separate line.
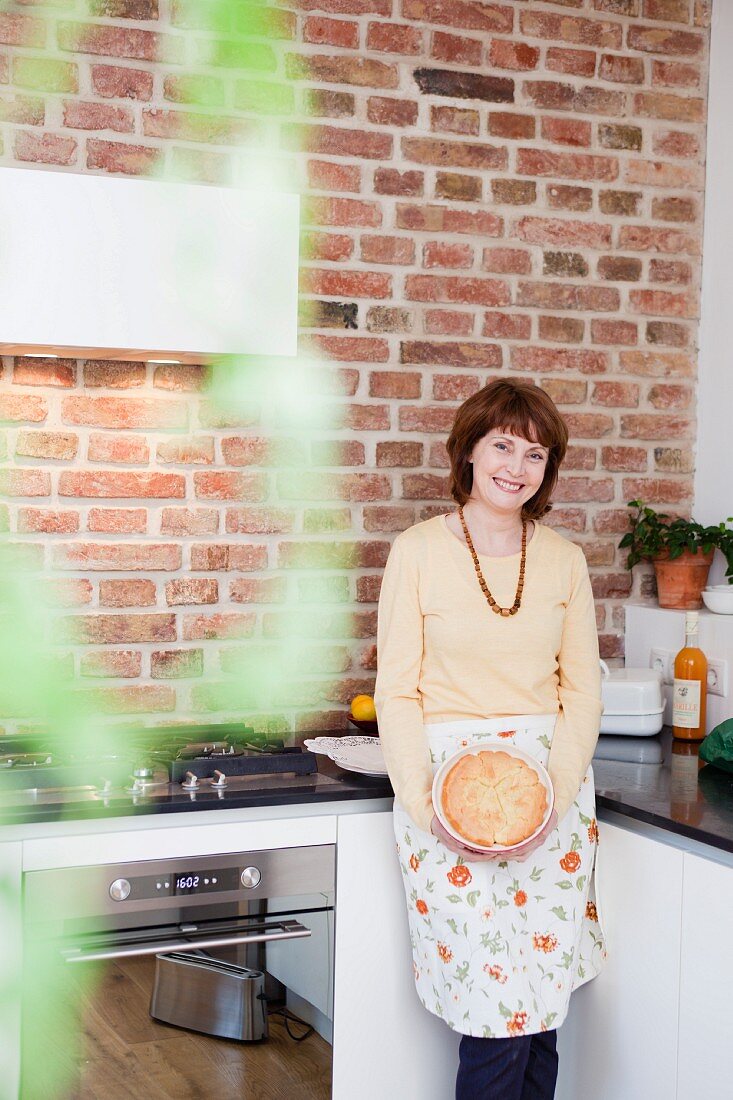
[653, 548, 715, 610]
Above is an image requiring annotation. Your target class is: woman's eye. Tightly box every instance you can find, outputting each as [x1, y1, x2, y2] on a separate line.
[530, 453, 545, 461]
[494, 442, 508, 451]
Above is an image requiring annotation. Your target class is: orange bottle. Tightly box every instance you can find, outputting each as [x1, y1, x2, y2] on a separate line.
[672, 610, 707, 742]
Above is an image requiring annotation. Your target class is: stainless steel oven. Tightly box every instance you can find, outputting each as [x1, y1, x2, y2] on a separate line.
[22, 845, 335, 1098]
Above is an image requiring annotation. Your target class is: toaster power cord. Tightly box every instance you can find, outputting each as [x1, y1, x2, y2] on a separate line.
[268, 1005, 315, 1042]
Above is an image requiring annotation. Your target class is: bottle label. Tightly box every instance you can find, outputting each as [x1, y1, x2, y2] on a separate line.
[673, 679, 701, 728]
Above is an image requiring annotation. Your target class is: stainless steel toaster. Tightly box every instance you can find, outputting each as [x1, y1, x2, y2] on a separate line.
[150, 951, 269, 1042]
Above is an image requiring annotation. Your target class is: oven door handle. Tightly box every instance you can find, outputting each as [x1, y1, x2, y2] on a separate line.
[61, 919, 312, 964]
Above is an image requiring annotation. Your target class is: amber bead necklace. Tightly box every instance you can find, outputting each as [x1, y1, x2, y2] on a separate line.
[458, 505, 527, 617]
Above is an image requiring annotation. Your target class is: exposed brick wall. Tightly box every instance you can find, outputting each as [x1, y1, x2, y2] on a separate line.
[0, 0, 711, 730]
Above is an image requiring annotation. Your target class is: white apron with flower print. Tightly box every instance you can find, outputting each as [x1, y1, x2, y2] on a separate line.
[394, 714, 606, 1039]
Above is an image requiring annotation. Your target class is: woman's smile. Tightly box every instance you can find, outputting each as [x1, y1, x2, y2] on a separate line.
[470, 430, 549, 512]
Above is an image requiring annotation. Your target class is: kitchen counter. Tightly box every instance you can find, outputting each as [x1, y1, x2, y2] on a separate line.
[0, 746, 392, 827]
[593, 727, 733, 857]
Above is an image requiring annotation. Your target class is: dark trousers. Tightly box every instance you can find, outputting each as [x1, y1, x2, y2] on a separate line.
[455, 1029, 558, 1100]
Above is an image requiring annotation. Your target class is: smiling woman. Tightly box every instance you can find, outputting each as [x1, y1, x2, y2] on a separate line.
[375, 379, 604, 1100]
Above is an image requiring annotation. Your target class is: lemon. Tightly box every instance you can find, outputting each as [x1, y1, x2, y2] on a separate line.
[351, 694, 376, 721]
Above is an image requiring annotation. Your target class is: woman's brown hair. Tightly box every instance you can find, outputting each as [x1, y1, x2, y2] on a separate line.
[446, 379, 568, 520]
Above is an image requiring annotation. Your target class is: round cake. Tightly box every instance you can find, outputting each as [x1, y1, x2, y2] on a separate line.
[441, 750, 547, 848]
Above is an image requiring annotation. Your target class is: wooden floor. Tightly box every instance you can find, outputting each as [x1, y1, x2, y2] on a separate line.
[24, 956, 332, 1100]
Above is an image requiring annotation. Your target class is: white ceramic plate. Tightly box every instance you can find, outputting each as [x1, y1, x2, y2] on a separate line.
[432, 743, 554, 854]
[303, 735, 388, 776]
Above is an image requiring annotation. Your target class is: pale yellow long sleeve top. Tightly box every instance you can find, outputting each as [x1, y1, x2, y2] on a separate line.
[374, 514, 602, 833]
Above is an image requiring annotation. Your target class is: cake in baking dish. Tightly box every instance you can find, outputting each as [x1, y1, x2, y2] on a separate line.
[441, 751, 547, 848]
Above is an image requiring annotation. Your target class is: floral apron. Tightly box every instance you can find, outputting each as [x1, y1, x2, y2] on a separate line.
[394, 714, 606, 1038]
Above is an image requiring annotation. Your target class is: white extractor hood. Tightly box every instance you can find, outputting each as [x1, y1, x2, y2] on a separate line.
[0, 167, 300, 363]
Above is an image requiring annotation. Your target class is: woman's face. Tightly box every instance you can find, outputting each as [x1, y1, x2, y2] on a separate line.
[469, 428, 549, 515]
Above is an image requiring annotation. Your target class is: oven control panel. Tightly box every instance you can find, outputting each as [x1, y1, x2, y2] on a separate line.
[108, 865, 253, 902]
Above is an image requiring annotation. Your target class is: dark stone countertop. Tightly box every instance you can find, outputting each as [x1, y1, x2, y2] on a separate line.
[593, 727, 733, 856]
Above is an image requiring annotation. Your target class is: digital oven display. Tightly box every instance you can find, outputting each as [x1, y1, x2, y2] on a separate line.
[146, 867, 241, 898]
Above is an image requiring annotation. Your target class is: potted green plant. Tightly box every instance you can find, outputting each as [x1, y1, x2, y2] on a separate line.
[619, 500, 733, 610]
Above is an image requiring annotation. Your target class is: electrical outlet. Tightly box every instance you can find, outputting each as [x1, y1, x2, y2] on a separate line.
[650, 647, 673, 684]
[707, 658, 729, 698]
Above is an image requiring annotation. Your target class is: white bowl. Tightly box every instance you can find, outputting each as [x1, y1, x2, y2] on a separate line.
[432, 743, 554, 854]
[701, 585, 733, 615]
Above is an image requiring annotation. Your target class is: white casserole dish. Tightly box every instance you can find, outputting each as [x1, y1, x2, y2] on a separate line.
[600, 660, 663, 714]
[599, 708, 665, 736]
[432, 743, 554, 853]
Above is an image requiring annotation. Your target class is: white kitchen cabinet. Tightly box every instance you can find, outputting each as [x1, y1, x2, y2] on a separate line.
[677, 852, 733, 1100]
[332, 812, 459, 1100]
[0, 842, 22, 1100]
[556, 821, 684, 1100]
[0, 167, 299, 361]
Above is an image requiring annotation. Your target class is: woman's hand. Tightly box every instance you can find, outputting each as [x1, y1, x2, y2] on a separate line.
[505, 809, 558, 863]
[430, 815, 506, 862]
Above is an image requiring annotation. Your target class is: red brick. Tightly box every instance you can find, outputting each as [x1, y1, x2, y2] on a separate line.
[38, 578, 91, 608]
[562, 413, 614, 438]
[601, 446, 648, 472]
[543, 508, 587, 532]
[229, 577, 287, 604]
[17, 508, 78, 533]
[517, 282, 619, 311]
[396, 204, 503, 236]
[303, 88, 355, 117]
[161, 508, 219, 535]
[621, 414, 692, 439]
[57, 21, 184, 62]
[423, 241, 473, 269]
[88, 433, 150, 464]
[366, 306, 413, 333]
[402, 0, 513, 33]
[591, 320, 639, 345]
[540, 117, 591, 147]
[488, 111, 535, 139]
[152, 649, 203, 679]
[300, 269, 391, 299]
[516, 217, 612, 248]
[90, 0, 159, 20]
[59, 471, 184, 498]
[511, 347, 608, 374]
[405, 274, 509, 307]
[546, 47, 597, 77]
[539, 379, 588, 404]
[14, 130, 76, 165]
[165, 578, 218, 605]
[282, 122, 392, 160]
[564, 447, 596, 472]
[489, 39, 539, 70]
[517, 148, 617, 181]
[397, 406, 456, 435]
[304, 15, 359, 48]
[483, 312, 532, 339]
[307, 159, 360, 193]
[599, 53, 645, 83]
[618, 225, 699, 255]
[627, 25, 703, 57]
[620, 350, 694, 377]
[301, 231, 354, 261]
[0, 469, 50, 497]
[431, 30, 482, 66]
[539, 316, 584, 344]
[367, 96, 418, 127]
[649, 260, 692, 284]
[363, 505, 417, 532]
[306, 195, 381, 228]
[647, 383, 692, 409]
[593, 508, 633, 534]
[374, 167, 423, 196]
[361, 235, 415, 265]
[53, 542, 181, 571]
[432, 374, 481, 401]
[546, 184, 593, 211]
[492, 178, 535, 204]
[0, 12, 45, 47]
[288, 53, 398, 89]
[376, 441, 423, 467]
[591, 574, 632, 599]
[99, 579, 156, 607]
[88, 508, 147, 533]
[482, 248, 532, 275]
[400, 341, 501, 368]
[621, 478, 692, 503]
[402, 473, 450, 499]
[597, 255, 643, 281]
[431, 105, 480, 136]
[367, 21, 422, 53]
[91, 63, 153, 100]
[425, 309, 474, 336]
[652, 129, 699, 157]
[156, 436, 215, 464]
[15, 430, 77, 460]
[191, 544, 268, 571]
[629, 289, 696, 317]
[520, 11, 622, 47]
[0, 95, 44, 126]
[63, 100, 133, 132]
[627, 160, 701, 189]
[224, 508, 294, 535]
[142, 108, 257, 145]
[554, 477, 615, 502]
[652, 196, 697, 223]
[80, 650, 142, 679]
[86, 138, 160, 175]
[14, 357, 75, 387]
[401, 137, 507, 170]
[311, 439, 365, 466]
[647, 320, 691, 346]
[343, 404, 391, 430]
[634, 91, 704, 123]
[193, 471, 267, 501]
[592, 381, 641, 406]
[368, 371, 421, 399]
[652, 60, 700, 88]
[84, 360, 146, 388]
[437, 172, 483, 202]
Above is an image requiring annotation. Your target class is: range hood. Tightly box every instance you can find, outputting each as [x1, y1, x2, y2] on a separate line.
[0, 168, 299, 363]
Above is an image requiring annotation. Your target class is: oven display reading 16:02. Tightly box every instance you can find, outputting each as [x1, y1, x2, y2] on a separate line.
[175, 874, 200, 891]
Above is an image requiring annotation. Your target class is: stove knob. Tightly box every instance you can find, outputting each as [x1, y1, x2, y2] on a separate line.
[109, 878, 131, 902]
[240, 866, 261, 890]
